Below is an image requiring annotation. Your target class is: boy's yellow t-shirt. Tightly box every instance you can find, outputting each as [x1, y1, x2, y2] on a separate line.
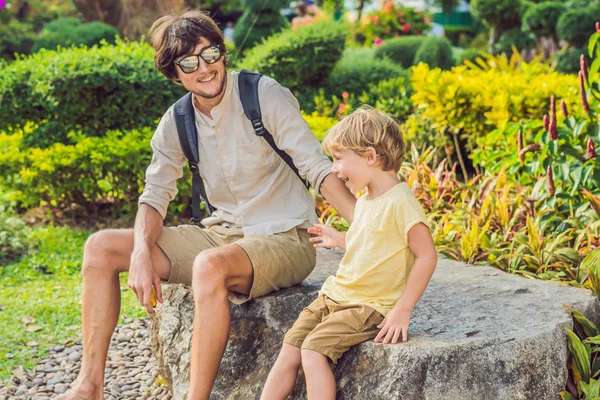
[319, 182, 429, 316]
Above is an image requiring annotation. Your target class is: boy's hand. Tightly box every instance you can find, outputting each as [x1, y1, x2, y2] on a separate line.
[374, 307, 410, 344]
[307, 224, 345, 249]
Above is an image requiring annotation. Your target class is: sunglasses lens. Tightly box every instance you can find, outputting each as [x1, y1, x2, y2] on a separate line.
[201, 47, 221, 64]
[179, 57, 199, 73]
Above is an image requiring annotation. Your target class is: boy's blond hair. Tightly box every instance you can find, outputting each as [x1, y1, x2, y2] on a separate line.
[321, 106, 405, 172]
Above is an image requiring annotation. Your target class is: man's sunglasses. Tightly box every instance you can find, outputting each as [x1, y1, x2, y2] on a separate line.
[175, 45, 222, 74]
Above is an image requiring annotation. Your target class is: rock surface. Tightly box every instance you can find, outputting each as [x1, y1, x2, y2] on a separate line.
[150, 250, 600, 400]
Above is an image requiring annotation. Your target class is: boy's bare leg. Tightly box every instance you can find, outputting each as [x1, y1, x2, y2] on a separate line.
[188, 244, 254, 400]
[260, 343, 302, 400]
[56, 229, 171, 400]
[301, 349, 336, 400]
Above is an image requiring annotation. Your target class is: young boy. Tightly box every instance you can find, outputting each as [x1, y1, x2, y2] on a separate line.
[260, 106, 438, 400]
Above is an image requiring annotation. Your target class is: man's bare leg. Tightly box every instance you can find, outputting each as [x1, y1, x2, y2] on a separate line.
[56, 229, 171, 400]
[188, 244, 253, 400]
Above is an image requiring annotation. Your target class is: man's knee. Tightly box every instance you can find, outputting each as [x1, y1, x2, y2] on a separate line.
[82, 230, 130, 276]
[192, 250, 228, 298]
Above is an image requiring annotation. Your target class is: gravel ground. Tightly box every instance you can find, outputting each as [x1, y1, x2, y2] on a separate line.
[0, 318, 171, 400]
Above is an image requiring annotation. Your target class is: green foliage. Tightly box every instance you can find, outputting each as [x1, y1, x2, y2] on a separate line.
[0, 19, 36, 60]
[239, 21, 347, 94]
[522, 2, 566, 39]
[414, 36, 454, 70]
[32, 18, 118, 53]
[355, 1, 430, 45]
[325, 48, 404, 97]
[557, 8, 599, 47]
[302, 111, 338, 142]
[494, 28, 536, 54]
[373, 36, 425, 68]
[457, 48, 483, 65]
[470, 0, 523, 27]
[408, 53, 581, 157]
[0, 127, 189, 218]
[233, 9, 289, 53]
[554, 48, 589, 74]
[0, 209, 30, 267]
[0, 39, 185, 146]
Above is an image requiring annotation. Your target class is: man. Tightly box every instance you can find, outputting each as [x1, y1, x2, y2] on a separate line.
[57, 9, 356, 400]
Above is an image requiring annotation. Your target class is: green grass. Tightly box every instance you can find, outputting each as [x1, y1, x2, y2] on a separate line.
[0, 225, 145, 379]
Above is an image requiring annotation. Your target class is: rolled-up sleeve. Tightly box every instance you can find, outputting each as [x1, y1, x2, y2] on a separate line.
[138, 107, 187, 219]
[260, 80, 333, 195]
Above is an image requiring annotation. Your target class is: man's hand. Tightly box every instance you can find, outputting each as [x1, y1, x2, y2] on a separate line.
[374, 307, 410, 344]
[307, 224, 346, 249]
[128, 246, 163, 316]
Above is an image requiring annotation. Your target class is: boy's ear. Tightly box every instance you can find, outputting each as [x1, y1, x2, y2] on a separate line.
[365, 147, 378, 165]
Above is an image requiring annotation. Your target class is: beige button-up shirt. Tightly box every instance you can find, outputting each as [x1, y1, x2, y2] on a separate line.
[138, 71, 333, 236]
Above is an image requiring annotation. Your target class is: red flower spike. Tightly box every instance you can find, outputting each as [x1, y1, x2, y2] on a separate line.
[596, 21, 600, 33]
[588, 138, 597, 159]
[547, 166, 555, 197]
[543, 114, 549, 131]
[518, 129, 524, 162]
[560, 99, 568, 119]
[579, 71, 591, 113]
[580, 55, 588, 83]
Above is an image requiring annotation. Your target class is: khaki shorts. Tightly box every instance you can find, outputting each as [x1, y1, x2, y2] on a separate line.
[156, 224, 316, 304]
[284, 294, 384, 363]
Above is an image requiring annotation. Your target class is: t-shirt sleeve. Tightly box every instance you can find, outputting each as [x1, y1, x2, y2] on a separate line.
[395, 195, 429, 240]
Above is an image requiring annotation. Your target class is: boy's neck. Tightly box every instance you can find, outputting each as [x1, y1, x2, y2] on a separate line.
[366, 173, 401, 200]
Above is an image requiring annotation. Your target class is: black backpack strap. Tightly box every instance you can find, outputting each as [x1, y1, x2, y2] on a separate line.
[238, 70, 310, 189]
[173, 92, 216, 223]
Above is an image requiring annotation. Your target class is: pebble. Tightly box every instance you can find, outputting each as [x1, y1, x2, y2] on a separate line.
[0, 318, 171, 399]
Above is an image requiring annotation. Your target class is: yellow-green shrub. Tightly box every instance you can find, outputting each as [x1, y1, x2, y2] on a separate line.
[302, 111, 337, 142]
[408, 55, 580, 154]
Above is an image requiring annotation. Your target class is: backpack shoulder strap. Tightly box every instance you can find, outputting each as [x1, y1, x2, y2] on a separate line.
[173, 92, 215, 222]
[238, 70, 310, 189]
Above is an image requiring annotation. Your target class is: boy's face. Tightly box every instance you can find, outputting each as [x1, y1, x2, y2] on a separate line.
[330, 148, 372, 194]
[175, 37, 227, 100]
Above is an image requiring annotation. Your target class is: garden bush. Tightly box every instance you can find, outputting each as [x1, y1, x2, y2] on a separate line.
[233, 9, 288, 53]
[407, 54, 580, 156]
[238, 21, 347, 95]
[413, 36, 454, 70]
[0, 19, 36, 60]
[373, 36, 425, 68]
[522, 2, 566, 39]
[0, 209, 30, 267]
[557, 8, 599, 47]
[456, 48, 483, 65]
[470, 0, 523, 52]
[0, 127, 189, 217]
[0, 39, 186, 147]
[355, 0, 429, 45]
[32, 18, 118, 52]
[494, 28, 536, 54]
[325, 48, 404, 97]
[554, 48, 588, 74]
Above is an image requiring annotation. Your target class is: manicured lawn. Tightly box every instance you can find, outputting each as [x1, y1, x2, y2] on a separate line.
[0, 226, 145, 379]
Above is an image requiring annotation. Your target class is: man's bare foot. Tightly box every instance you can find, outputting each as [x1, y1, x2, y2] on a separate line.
[55, 378, 102, 400]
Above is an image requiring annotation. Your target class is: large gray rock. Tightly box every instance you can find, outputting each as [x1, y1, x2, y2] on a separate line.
[150, 250, 600, 400]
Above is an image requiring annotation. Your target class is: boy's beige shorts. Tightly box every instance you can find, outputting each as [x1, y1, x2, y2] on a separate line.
[156, 224, 316, 304]
[284, 294, 384, 363]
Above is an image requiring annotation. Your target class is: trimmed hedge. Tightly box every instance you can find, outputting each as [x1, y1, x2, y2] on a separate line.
[325, 48, 404, 96]
[233, 9, 289, 53]
[494, 28, 536, 54]
[557, 8, 599, 47]
[414, 36, 454, 70]
[0, 39, 186, 147]
[32, 18, 118, 52]
[554, 47, 589, 74]
[522, 2, 566, 39]
[238, 21, 347, 93]
[373, 36, 426, 68]
[0, 19, 36, 60]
